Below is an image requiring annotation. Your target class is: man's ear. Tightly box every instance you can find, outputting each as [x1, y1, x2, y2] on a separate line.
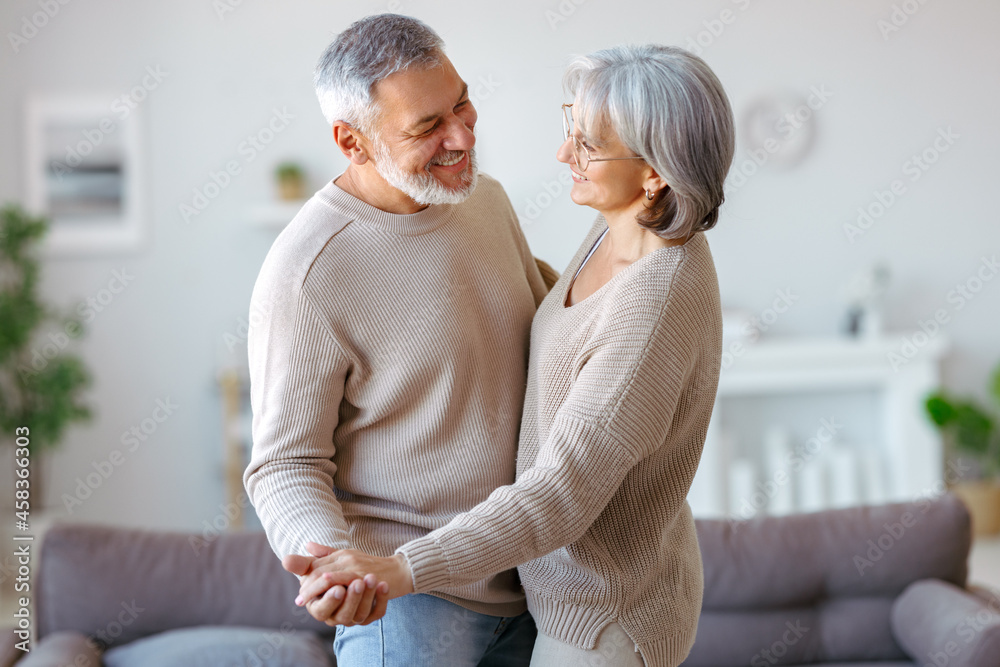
[332, 121, 370, 166]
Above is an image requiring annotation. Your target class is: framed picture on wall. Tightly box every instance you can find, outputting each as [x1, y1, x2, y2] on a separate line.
[24, 94, 147, 256]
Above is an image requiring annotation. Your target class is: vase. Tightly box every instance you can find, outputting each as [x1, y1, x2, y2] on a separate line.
[952, 480, 1000, 536]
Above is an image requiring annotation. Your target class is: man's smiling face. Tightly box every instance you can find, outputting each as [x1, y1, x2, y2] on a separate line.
[364, 53, 479, 206]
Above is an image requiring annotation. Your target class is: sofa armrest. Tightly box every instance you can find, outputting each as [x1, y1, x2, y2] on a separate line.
[892, 578, 1000, 667]
[0, 630, 25, 667]
[969, 583, 1000, 609]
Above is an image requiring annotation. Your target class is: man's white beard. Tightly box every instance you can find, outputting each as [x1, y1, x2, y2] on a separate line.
[370, 136, 478, 206]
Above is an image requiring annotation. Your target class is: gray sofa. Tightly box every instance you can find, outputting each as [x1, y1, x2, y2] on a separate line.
[2, 493, 998, 666]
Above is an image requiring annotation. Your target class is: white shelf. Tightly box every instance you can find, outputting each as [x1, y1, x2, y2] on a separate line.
[719, 334, 949, 395]
[247, 200, 308, 229]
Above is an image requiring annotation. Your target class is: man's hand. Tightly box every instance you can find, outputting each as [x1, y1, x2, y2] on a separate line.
[281, 542, 393, 627]
[293, 543, 414, 625]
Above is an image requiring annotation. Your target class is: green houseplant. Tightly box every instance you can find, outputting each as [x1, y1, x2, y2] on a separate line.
[0, 204, 92, 507]
[274, 161, 305, 201]
[925, 362, 1000, 534]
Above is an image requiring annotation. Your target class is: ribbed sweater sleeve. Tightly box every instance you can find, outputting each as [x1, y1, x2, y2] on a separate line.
[244, 289, 353, 561]
[396, 266, 697, 591]
[534, 257, 561, 292]
[503, 187, 552, 306]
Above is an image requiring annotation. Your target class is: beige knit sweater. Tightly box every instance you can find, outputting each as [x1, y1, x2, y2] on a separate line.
[397, 217, 723, 666]
[244, 173, 548, 617]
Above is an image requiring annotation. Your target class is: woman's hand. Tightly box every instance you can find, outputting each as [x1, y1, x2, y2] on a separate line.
[290, 542, 413, 626]
[300, 571, 388, 627]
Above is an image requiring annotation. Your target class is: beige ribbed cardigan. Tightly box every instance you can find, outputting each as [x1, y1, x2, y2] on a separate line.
[398, 217, 723, 666]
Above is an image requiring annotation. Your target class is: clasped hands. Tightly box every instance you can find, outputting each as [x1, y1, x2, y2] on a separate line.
[281, 541, 414, 627]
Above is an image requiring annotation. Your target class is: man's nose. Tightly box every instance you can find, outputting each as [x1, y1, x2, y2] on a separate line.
[442, 116, 476, 152]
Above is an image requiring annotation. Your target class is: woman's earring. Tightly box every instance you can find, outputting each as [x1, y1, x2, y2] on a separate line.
[645, 189, 655, 201]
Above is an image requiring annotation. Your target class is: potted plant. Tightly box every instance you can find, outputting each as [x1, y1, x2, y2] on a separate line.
[274, 162, 306, 201]
[925, 363, 1000, 535]
[0, 204, 92, 510]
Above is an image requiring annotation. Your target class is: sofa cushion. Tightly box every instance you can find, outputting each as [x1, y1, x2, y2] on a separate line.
[891, 579, 1000, 667]
[37, 523, 334, 648]
[782, 663, 915, 666]
[102, 626, 331, 667]
[695, 493, 970, 611]
[15, 630, 102, 667]
[682, 596, 908, 666]
[683, 494, 969, 665]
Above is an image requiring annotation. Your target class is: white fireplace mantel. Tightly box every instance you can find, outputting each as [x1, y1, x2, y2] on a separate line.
[689, 333, 949, 519]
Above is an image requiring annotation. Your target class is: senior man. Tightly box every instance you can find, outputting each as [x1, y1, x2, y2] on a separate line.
[244, 13, 553, 667]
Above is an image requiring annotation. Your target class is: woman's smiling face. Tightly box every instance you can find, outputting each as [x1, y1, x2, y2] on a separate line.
[556, 106, 650, 218]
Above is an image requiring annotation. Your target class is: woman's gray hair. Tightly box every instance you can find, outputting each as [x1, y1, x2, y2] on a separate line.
[564, 45, 735, 238]
[314, 14, 444, 135]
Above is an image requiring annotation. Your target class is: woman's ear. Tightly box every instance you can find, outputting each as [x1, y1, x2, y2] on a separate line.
[643, 166, 670, 198]
[332, 121, 370, 166]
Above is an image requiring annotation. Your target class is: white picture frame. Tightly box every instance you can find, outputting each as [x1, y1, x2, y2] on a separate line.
[24, 93, 147, 256]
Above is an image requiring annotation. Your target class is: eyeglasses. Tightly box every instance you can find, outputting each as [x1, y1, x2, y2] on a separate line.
[562, 104, 646, 172]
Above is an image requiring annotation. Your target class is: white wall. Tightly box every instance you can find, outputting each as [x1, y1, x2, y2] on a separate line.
[1, 0, 997, 530]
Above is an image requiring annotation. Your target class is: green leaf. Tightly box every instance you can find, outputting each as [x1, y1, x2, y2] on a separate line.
[925, 393, 957, 427]
[951, 401, 994, 456]
[991, 362, 1000, 409]
[0, 203, 92, 453]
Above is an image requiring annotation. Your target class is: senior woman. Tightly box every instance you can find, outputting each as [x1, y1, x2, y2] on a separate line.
[295, 44, 734, 667]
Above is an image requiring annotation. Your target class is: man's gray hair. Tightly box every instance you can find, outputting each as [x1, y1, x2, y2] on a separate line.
[314, 14, 444, 134]
[565, 44, 735, 239]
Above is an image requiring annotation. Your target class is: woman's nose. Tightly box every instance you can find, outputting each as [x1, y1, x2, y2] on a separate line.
[556, 136, 575, 164]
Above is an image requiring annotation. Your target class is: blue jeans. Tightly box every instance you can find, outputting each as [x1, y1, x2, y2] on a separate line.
[333, 593, 536, 666]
